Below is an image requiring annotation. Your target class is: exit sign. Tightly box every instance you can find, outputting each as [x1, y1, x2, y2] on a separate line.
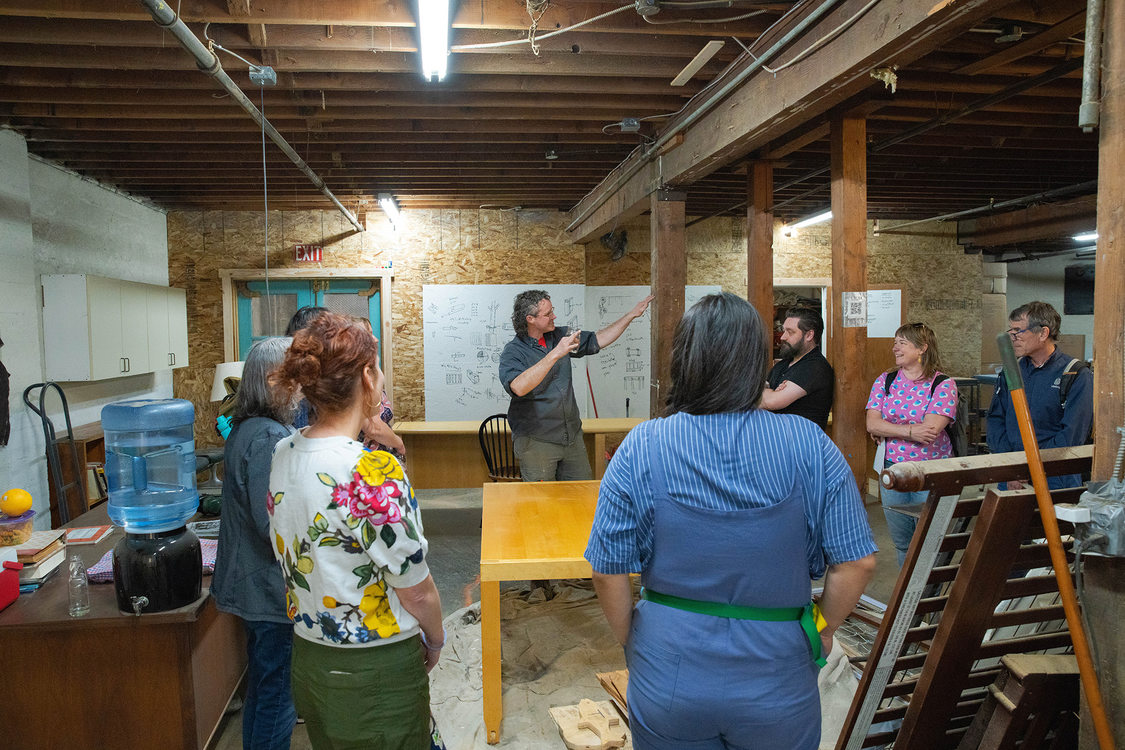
[295, 244, 322, 262]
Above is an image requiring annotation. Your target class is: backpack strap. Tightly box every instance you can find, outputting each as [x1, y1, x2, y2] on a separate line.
[929, 373, 948, 398]
[1059, 357, 1088, 408]
[883, 369, 899, 396]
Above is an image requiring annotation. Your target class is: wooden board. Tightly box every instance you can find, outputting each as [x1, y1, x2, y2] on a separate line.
[548, 700, 631, 750]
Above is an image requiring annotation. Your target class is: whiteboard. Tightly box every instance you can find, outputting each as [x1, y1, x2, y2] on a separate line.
[422, 285, 588, 421]
[584, 285, 721, 418]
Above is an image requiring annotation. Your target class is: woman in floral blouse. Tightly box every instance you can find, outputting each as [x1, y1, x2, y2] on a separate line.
[268, 312, 444, 748]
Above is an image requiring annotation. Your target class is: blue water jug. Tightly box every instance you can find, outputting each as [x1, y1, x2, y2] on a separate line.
[102, 399, 198, 533]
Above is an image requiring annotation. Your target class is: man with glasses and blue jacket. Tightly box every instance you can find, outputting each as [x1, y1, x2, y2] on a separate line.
[986, 301, 1093, 489]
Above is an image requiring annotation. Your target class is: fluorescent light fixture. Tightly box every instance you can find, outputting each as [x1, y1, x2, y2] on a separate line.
[379, 193, 400, 226]
[1073, 231, 1098, 242]
[792, 210, 833, 229]
[671, 40, 724, 87]
[418, 0, 449, 81]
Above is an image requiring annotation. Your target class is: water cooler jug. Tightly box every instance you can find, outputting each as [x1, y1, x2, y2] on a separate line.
[102, 399, 202, 613]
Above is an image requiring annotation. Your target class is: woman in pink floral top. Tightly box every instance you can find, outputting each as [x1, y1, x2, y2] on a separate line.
[268, 312, 443, 748]
[865, 322, 958, 566]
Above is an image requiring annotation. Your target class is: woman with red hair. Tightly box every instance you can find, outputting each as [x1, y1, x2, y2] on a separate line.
[268, 312, 443, 748]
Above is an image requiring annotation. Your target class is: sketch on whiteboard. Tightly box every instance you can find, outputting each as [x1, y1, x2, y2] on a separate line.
[423, 284, 716, 421]
[423, 284, 588, 421]
[583, 285, 720, 418]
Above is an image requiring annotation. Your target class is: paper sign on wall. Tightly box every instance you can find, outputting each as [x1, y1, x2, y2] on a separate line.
[842, 292, 867, 328]
[866, 289, 902, 338]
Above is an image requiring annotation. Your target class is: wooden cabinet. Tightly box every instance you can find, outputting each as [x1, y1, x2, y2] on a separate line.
[42, 274, 189, 381]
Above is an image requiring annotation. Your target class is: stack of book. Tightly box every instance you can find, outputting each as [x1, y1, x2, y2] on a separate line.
[16, 529, 67, 589]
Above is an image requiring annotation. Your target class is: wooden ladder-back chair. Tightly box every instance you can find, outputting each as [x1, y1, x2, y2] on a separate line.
[478, 414, 521, 482]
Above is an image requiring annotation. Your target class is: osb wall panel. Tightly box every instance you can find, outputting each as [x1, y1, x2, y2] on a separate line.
[169, 208, 584, 447]
[585, 216, 981, 376]
[774, 222, 982, 377]
[584, 216, 748, 296]
[169, 209, 980, 448]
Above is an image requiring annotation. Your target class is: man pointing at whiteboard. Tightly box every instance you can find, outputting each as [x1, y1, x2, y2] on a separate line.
[500, 289, 653, 482]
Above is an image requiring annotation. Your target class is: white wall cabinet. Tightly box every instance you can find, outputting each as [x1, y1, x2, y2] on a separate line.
[146, 286, 189, 369]
[42, 274, 189, 381]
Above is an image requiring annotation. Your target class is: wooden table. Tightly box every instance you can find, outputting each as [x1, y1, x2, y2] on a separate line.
[0, 505, 246, 749]
[479, 480, 600, 743]
[396, 418, 641, 488]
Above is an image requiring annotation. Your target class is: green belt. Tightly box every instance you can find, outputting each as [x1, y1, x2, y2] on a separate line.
[640, 588, 827, 668]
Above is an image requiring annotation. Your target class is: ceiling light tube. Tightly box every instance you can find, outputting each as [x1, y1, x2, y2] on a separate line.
[379, 193, 400, 225]
[671, 41, 724, 87]
[1073, 231, 1098, 242]
[418, 0, 450, 81]
[792, 210, 833, 228]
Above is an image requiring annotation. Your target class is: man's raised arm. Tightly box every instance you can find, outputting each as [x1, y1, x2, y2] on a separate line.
[596, 294, 654, 348]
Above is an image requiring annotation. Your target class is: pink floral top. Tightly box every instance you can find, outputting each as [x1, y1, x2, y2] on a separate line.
[866, 370, 959, 463]
[267, 431, 429, 647]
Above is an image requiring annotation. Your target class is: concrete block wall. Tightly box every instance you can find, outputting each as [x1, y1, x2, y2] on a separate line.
[0, 131, 172, 529]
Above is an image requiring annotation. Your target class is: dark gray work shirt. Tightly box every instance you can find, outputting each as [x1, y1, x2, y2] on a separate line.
[499, 326, 600, 445]
[211, 416, 295, 623]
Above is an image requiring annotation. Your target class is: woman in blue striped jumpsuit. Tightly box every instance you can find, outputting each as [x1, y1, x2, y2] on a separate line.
[585, 293, 877, 749]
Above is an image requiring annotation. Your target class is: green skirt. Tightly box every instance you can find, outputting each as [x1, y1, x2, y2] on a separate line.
[291, 634, 430, 750]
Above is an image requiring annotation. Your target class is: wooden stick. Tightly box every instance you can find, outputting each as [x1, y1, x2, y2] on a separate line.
[997, 333, 1115, 750]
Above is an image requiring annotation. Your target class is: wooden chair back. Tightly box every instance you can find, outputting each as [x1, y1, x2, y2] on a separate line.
[478, 414, 521, 482]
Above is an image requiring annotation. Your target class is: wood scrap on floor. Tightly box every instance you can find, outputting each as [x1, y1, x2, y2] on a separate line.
[549, 699, 630, 750]
[595, 670, 629, 719]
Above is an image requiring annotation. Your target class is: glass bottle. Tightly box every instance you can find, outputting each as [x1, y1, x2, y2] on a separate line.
[67, 553, 90, 617]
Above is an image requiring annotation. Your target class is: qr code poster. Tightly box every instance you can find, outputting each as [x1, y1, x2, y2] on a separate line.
[842, 292, 867, 328]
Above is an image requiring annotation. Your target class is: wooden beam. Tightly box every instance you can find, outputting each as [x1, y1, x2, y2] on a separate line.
[957, 195, 1097, 248]
[954, 10, 1088, 76]
[746, 161, 774, 324]
[0, 0, 775, 35]
[566, 0, 1017, 243]
[1086, 0, 1125, 743]
[0, 67, 702, 96]
[0, 44, 710, 79]
[650, 190, 686, 418]
[830, 113, 868, 492]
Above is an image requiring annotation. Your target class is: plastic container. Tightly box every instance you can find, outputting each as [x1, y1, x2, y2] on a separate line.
[102, 399, 199, 534]
[0, 510, 35, 546]
[67, 553, 90, 617]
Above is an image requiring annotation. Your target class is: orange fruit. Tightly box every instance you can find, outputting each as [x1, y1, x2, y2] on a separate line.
[0, 488, 33, 517]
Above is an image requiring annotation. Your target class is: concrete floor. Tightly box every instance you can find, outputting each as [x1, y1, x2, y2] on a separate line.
[212, 487, 902, 750]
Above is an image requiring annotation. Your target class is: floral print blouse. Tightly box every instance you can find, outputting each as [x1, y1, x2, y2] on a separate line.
[268, 431, 429, 647]
[865, 370, 959, 463]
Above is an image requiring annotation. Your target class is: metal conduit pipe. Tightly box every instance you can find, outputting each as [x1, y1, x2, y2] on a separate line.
[138, 0, 364, 232]
[875, 179, 1098, 233]
[1079, 0, 1105, 132]
[565, 0, 843, 234]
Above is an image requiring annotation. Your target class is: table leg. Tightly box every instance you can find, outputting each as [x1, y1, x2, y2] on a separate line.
[481, 579, 502, 744]
[594, 433, 607, 478]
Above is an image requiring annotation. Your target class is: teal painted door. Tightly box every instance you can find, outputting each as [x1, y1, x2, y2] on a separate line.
[236, 279, 383, 362]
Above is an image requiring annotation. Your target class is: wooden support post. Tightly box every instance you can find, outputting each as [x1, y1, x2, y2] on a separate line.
[830, 114, 868, 492]
[1094, 0, 1125, 481]
[1084, 0, 1125, 747]
[650, 190, 687, 417]
[747, 161, 774, 324]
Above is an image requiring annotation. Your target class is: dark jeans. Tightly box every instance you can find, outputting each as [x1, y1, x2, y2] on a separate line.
[243, 619, 298, 750]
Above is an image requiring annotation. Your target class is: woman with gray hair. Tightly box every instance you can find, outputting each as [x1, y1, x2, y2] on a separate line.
[211, 336, 300, 750]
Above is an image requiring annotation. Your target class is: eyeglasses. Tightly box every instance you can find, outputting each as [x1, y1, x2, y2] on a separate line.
[1006, 326, 1036, 338]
